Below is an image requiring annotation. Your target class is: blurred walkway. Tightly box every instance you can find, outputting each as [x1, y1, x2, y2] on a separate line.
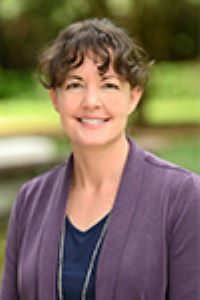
[0, 136, 60, 216]
[130, 125, 200, 151]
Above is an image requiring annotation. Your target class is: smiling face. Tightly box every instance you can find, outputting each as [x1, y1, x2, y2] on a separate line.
[50, 55, 142, 149]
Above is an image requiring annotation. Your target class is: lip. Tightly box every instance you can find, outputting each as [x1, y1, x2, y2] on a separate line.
[76, 116, 110, 121]
[77, 116, 110, 120]
[76, 116, 110, 127]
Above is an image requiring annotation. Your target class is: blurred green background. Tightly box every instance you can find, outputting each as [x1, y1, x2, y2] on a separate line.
[0, 0, 200, 279]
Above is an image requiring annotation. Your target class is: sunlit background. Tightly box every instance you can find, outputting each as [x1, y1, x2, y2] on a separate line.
[0, 0, 200, 278]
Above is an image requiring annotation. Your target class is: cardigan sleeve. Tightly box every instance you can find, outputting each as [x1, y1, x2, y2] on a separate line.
[167, 174, 200, 300]
[0, 186, 26, 300]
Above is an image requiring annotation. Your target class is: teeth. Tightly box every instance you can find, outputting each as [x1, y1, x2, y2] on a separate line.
[80, 119, 106, 125]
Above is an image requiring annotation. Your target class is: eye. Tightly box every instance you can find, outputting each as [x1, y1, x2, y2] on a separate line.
[102, 82, 120, 90]
[65, 82, 83, 90]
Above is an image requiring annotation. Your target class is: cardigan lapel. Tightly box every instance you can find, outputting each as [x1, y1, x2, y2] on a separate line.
[37, 157, 73, 300]
[96, 138, 145, 300]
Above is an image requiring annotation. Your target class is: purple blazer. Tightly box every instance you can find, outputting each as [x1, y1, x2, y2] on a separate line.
[1, 138, 200, 300]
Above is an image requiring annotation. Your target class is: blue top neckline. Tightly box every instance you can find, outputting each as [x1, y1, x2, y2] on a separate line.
[66, 213, 110, 235]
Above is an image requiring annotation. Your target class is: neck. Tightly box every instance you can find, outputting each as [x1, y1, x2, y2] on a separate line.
[71, 136, 129, 192]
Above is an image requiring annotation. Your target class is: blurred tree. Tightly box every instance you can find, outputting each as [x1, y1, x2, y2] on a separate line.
[0, 0, 112, 68]
[0, 0, 199, 68]
[125, 0, 198, 60]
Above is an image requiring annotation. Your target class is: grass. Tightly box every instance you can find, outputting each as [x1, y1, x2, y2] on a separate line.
[0, 98, 61, 135]
[148, 61, 200, 101]
[144, 99, 200, 124]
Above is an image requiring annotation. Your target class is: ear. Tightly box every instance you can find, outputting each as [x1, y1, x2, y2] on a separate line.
[49, 89, 60, 112]
[128, 86, 143, 115]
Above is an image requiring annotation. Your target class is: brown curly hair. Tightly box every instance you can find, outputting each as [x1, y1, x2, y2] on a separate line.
[38, 18, 151, 89]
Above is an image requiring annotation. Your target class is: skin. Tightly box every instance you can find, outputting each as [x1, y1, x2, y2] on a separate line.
[49, 54, 142, 230]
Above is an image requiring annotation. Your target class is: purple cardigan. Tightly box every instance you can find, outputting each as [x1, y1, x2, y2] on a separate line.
[1, 138, 200, 300]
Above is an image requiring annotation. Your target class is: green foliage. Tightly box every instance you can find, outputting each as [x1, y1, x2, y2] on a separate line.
[106, 0, 131, 16]
[148, 61, 200, 101]
[134, 61, 200, 125]
[0, 0, 199, 69]
[187, 0, 200, 3]
[0, 70, 47, 99]
[0, 0, 27, 20]
[140, 61, 200, 125]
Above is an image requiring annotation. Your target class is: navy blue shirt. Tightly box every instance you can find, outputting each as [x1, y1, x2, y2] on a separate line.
[62, 215, 109, 300]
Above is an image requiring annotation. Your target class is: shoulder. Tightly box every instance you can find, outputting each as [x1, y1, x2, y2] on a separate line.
[128, 134, 199, 187]
[20, 161, 67, 196]
[128, 137, 200, 197]
[128, 137, 200, 213]
[130, 143, 200, 239]
[142, 148, 200, 190]
[141, 149, 200, 226]
[12, 159, 70, 223]
[144, 148, 192, 175]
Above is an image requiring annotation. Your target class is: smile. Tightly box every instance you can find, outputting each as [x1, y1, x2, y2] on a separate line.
[77, 118, 109, 125]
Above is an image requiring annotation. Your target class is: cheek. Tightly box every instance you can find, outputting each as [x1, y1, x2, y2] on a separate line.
[59, 99, 75, 115]
[114, 102, 133, 117]
[106, 95, 129, 112]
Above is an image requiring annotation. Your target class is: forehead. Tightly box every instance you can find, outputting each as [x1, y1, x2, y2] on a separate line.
[66, 51, 117, 77]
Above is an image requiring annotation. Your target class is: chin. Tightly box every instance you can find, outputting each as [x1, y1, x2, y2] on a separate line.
[69, 132, 125, 149]
[72, 139, 109, 148]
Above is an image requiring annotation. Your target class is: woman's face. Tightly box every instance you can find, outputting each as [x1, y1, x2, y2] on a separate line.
[50, 55, 142, 148]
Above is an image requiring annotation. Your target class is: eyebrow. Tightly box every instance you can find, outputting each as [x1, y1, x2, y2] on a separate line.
[66, 75, 83, 81]
[65, 74, 120, 81]
[101, 75, 119, 80]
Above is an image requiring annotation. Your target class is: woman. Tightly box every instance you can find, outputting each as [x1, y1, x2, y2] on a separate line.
[1, 18, 200, 300]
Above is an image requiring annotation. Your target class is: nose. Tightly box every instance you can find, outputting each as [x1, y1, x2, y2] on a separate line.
[81, 86, 101, 109]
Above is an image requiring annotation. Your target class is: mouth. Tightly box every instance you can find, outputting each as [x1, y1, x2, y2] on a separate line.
[77, 118, 110, 125]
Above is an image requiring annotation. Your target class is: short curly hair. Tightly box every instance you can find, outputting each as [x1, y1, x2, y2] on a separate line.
[38, 18, 151, 89]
